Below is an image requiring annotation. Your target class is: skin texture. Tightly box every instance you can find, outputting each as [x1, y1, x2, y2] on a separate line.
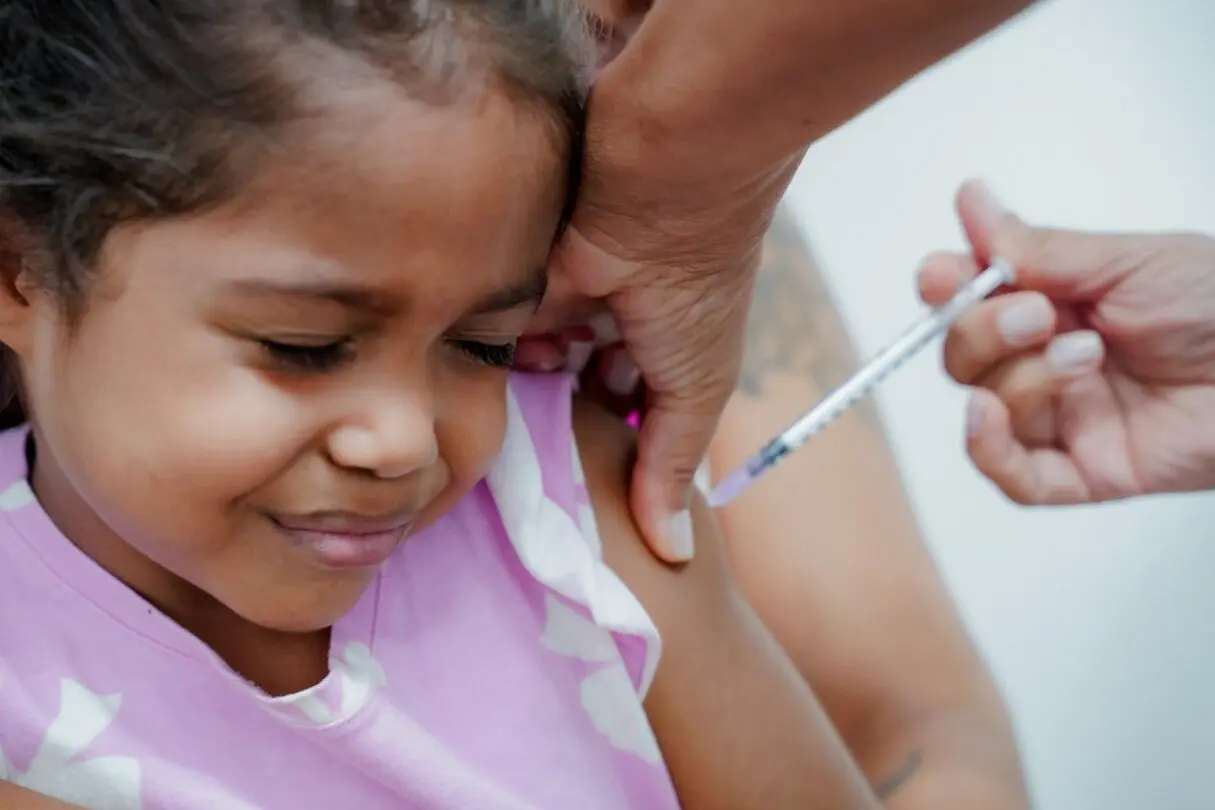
[575, 397, 882, 810]
[533, 0, 1038, 560]
[0, 50, 880, 810]
[0, 75, 565, 699]
[0, 10, 1032, 807]
[525, 0, 1037, 563]
[595, 0, 1039, 188]
[706, 210, 1030, 809]
[0, 176, 1025, 806]
[919, 180, 1215, 505]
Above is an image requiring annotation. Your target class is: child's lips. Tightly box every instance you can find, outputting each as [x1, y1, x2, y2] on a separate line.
[269, 510, 416, 569]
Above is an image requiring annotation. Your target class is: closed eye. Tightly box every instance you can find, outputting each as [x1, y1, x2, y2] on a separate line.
[259, 339, 353, 373]
[449, 339, 515, 368]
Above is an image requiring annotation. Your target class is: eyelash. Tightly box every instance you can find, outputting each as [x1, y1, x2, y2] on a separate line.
[450, 340, 516, 369]
[258, 339, 516, 373]
[259, 340, 353, 373]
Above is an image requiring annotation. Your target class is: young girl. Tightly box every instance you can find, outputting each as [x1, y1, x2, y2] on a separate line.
[0, 2, 878, 808]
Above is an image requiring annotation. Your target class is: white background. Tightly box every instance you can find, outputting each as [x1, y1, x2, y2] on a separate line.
[783, 1, 1215, 808]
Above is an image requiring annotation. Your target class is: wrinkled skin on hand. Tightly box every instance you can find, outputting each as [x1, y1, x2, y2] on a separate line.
[919, 180, 1215, 505]
[517, 0, 790, 561]
[529, 180, 771, 561]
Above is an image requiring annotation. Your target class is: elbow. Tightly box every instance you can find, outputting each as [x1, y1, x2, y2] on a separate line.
[859, 703, 1029, 808]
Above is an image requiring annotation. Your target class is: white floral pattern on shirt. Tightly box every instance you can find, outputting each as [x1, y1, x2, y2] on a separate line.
[0, 678, 142, 809]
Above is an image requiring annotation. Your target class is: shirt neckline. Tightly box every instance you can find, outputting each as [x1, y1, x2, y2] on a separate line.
[0, 424, 380, 711]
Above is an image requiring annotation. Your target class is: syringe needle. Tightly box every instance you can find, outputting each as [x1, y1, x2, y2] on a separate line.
[706, 258, 1014, 508]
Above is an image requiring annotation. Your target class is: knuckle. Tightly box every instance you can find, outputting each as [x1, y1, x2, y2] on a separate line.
[942, 327, 985, 382]
[919, 250, 957, 276]
[969, 450, 1010, 495]
[1169, 231, 1215, 264]
[641, 438, 703, 480]
[995, 359, 1050, 402]
[970, 444, 1036, 505]
[1006, 484, 1036, 505]
[665, 458, 704, 487]
[994, 213, 1037, 255]
[941, 335, 969, 381]
[986, 464, 1036, 504]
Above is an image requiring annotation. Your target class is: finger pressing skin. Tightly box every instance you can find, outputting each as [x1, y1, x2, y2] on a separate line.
[562, 324, 597, 375]
[580, 345, 645, 419]
[943, 291, 1057, 384]
[632, 393, 726, 563]
[916, 251, 981, 306]
[965, 388, 1092, 505]
[598, 344, 641, 398]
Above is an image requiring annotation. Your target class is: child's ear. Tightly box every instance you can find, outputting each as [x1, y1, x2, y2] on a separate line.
[0, 217, 42, 355]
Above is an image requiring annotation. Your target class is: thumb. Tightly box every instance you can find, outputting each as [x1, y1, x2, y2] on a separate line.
[958, 178, 1135, 301]
[630, 392, 727, 564]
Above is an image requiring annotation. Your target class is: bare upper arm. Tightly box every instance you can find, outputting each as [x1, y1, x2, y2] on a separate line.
[711, 209, 1020, 790]
[572, 396, 880, 810]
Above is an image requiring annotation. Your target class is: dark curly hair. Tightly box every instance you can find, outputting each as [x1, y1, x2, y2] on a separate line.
[0, 0, 592, 427]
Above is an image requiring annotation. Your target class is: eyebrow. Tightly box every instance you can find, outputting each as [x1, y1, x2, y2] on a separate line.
[469, 265, 548, 314]
[223, 279, 392, 314]
[223, 265, 548, 315]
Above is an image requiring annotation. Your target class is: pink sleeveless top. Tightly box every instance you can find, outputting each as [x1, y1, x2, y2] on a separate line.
[0, 374, 681, 809]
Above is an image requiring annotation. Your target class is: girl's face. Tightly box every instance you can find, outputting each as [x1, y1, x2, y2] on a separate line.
[5, 83, 568, 632]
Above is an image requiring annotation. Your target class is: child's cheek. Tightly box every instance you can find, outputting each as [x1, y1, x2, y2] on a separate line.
[429, 374, 510, 500]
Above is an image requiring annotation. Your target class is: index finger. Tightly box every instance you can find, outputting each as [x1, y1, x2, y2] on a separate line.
[917, 251, 983, 306]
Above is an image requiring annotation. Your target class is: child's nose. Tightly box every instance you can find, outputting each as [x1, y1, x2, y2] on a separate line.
[325, 389, 438, 479]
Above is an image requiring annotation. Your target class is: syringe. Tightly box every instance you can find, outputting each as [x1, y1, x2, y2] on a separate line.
[706, 258, 1015, 508]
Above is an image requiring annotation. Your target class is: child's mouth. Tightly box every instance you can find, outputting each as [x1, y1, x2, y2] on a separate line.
[269, 511, 415, 569]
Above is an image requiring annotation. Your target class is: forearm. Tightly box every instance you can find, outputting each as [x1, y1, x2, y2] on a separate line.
[597, 0, 1037, 191]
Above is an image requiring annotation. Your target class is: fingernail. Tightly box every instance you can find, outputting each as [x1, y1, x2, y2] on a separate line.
[666, 509, 694, 562]
[1046, 331, 1103, 373]
[966, 395, 986, 437]
[693, 461, 712, 495]
[588, 312, 620, 344]
[605, 352, 640, 396]
[566, 341, 594, 375]
[997, 298, 1051, 346]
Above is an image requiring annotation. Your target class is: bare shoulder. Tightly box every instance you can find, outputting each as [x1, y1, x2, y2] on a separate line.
[569, 396, 735, 620]
[570, 396, 878, 810]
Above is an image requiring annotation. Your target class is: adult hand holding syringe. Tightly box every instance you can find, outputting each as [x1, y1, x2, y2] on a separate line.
[706, 258, 1016, 508]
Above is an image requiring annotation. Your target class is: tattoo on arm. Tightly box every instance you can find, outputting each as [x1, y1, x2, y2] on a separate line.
[737, 208, 879, 423]
[874, 751, 924, 800]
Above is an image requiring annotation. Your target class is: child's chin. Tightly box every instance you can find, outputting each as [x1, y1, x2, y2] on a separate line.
[233, 579, 371, 635]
